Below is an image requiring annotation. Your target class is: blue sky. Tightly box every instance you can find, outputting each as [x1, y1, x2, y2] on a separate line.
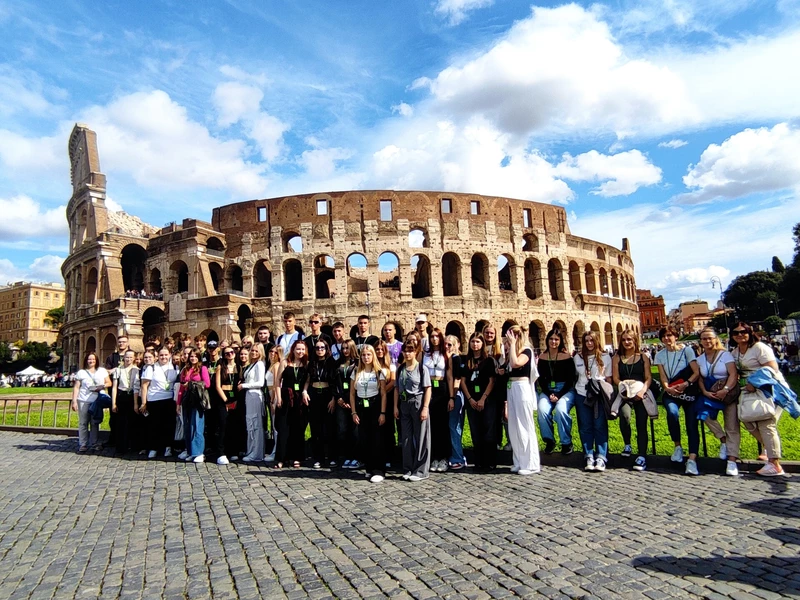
[1, 0, 799, 311]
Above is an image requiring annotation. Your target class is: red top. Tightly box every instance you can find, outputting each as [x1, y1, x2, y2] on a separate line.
[176, 365, 210, 406]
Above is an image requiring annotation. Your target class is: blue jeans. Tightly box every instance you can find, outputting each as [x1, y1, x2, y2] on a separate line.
[183, 403, 205, 457]
[663, 395, 699, 455]
[537, 390, 576, 445]
[449, 391, 466, 465]
[574, 393, 608, 459]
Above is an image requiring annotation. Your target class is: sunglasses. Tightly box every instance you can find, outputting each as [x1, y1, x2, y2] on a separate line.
[315, 346, 326, 350]
[310, 320, 320, 324]
[224, 351, 235, 356]
[732, 330, 748, 335]
[445, 343, 453, 347]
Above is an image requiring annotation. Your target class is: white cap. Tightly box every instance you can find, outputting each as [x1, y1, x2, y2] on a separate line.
[415, 313, 427, 322]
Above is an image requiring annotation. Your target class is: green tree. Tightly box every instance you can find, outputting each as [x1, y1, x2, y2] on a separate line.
[708, 313, 729, 332]
[772, 256, 785, 273]
[19, 342, 51, 363]
[43, 306, 65, 329]
[793, 222, 800, 268]
[763, 315, 785, 333]
[0, 343, 11, 363]
[779, 267, 800, 315]
[723, 271, 783, 322]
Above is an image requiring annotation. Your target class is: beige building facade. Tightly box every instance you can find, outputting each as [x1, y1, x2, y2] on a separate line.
[61, 124, 641, 372]
[0, 282, 65, 344]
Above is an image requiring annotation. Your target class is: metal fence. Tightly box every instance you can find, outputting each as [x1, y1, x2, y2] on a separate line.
[0, 397, 79, 434]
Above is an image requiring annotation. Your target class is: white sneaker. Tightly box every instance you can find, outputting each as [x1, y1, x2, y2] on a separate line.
[193, 455, 205, 463]
[329, 460, 337, 468]
[518, 469, 539, 475]
[217, 456, 230, 465]
[178, 450, 189, 461]
[685, 458, 699, 476]
[408, 475, 424, 481]
[369, 474, 385, 483]
[440, 461, 449, 472]
[402, 472, 412, 480]
[718, 444, 728, 461]
[147, 450, 157, 459]
[312, 462, 321, 469]
[164, 447, 173, 458]
[585, 456, 595, 471]
[342, 459, 352, 469]
[510, 465, 520, 473]
[671, 447, 684, 462]
[725, 461, 739, 477]
[594, 457, 606, 472]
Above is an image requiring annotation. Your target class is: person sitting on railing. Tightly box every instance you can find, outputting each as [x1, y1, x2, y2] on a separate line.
[72, 352, 112, 453]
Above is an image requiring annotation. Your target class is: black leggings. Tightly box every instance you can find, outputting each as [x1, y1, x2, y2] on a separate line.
[618, 401, 649, 457]
[429, 382, 451, 461]
[147, 399, 176, 452]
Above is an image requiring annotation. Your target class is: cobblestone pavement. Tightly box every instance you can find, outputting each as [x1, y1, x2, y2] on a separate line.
[0, 432, 798, 600]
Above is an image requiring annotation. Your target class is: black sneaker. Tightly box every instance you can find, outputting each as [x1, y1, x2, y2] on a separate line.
[561, 443, 573, 455]
[544, 440, 556, 454]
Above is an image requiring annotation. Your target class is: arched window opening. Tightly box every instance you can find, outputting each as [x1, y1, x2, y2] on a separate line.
[584, 264, 596, 294]
[596, 247, 606, 261]
[522, 233, 538, 252]
[142, 307, 166, 343]
[101, 333, 116, 363]
[442, 252, 461, 296]
[611, 270, 620, 297]
[524, 258, 541, 300]
[254, 261, 273, 298]
[471, 253, 489, 290]
[208, 263, 223, 294]
[346, 253, 368, 293]
[85, 336, 96, 355]
[121, 244, 147, 292]
[445, 320, 466, 349]
[409, 227, 428, 249]
[568, 261, 582, 292]
[315, 255, 336, 298]
[227, 265, 243, 294]
[528, 320, 544, 352]
[85, 267, 98, 304]
[498, 254, 516, 292]
[599, 268, 609, 295]
[572, 321, 585, 351]
[283, 232, 303, 253]
[149, 269, 162, 295]
[411, 254, 431, 298]
[171, 261, 189, 294]
[206, 236, 225, 258]
[547, 259, 563, 301]
[284, 259, 303, 301]
[237, 305, 252, 339]
[604, 322, 613, 347]
[378, 252, 399, 290]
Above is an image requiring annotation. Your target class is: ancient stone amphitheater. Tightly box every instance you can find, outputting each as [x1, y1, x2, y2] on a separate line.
[61, 125, 640, 372]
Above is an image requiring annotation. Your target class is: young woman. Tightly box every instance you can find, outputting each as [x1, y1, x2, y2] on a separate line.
[350, 344, 387, 482]
[731, 322, 785, 476]
[111, 349, 138, 454]
[212, 345, 238, 464]
[176, 348, 211, 463]
[536, 328, 577, 455]
[336, 340, 359, 469]
[655, 326, 700, 474]
[482, 323, 508, 451]
[375, 340, 397, 469]
[423, 328, 450, 472]
[238, 343, 266, 462]
[276, 340, 309, 468]
[505, 325, 540, 475]
[395, 341, 432, 481]
[306, 339, 338, 469]
[460, 333, 497, 470]
[264, 346, 284, 463]
[132, 350, 155, 455]
[445, 335, 466, 470]
[140, 348, 179, 459]
[72, 352, 112, 453]
[613, 330, 653, 472]
[696, 327, 740, 476]
[574, 331, 612, 471]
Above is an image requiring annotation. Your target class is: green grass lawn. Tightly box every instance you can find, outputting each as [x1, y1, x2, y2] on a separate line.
[0, 387, 68, 395]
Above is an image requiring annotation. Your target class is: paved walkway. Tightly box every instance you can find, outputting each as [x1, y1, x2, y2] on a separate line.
[0, 432, 798, 600]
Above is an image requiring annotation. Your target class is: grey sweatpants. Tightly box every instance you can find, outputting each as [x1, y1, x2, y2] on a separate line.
[399, 396, 431, 478]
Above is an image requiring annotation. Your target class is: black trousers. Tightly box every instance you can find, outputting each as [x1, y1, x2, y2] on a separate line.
[467, 397, 497, 468]
[147, 399, 176, 453]
[207, 395, 228, 458]
[308, 388, 334, 462]
[114, 391, 134, 453]
[224, 395, 246, 458]
[618, 401, 649, 457]
[355, 395, 383, 474]
[429, 383, 451, 461]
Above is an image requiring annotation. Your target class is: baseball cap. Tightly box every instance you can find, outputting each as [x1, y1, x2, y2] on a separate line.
[415, 314, 427, 322]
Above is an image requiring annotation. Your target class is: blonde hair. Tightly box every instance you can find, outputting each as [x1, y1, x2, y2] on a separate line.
[445, 335, 460, 354]
[699, 327, 725, 351]
[508, 325, 527, 355]
[481, 323, 502, 359]
[355, 344, 380, 378]
[581, 331, 604, 371]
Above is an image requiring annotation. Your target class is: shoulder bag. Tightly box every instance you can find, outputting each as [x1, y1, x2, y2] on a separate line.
[737, 389, 775, 422]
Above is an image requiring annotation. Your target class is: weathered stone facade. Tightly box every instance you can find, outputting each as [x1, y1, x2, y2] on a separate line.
[61, 124, 640, 372]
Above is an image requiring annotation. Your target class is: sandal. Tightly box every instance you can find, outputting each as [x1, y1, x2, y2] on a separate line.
[293, 461, 300, 468]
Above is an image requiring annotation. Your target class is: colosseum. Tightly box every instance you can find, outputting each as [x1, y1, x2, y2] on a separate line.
[61, 124, 640, 372]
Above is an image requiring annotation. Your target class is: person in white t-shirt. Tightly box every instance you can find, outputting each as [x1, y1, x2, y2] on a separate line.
[71, 352, 111, 452]
[139, 348, 179, 459]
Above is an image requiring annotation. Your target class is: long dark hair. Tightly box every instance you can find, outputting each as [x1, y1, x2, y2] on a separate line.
[466, 332, 488, 370]
[544, 328, 566, 354]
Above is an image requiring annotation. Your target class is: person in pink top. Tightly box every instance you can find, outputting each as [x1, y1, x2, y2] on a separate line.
[176, 348, 211, 463]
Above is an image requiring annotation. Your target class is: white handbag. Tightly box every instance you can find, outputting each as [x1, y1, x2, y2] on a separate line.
[737, 389, 776, 423]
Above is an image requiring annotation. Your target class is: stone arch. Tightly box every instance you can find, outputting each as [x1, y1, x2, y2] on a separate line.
[315, 254, 336, 298]
[411, 254, 431, 298]
[206, 236, 225, 256]
[584, 264, 596, 294]
[226, 264, 243, 294]
[254, 260, 273, 298]
[611, 269, 620, 297]
[77, 208, 88, 246]
[599, 267, 609, 295]
[522, 233, 539, 252]
[283, 231, 303, 253]
[553, 320, 568, 337]
[596, 247, 606, 261]
[616, 323, 624, 342]
[149, 268, 162, 295]
[283, 259, 303, 301]
[85, 267, 98, 304]
[142, 306, 166, 343]
[121, 244, 147, 292]
[445, 320, 466, 349]
[498, 254, 516, 292]
[408, 227, 428, 249]
[590, 321, 601, 335]
[346, 253, 368, 293]
[547, 258, 564, 300]
[470, 253, 489, 290]
[528, 320, 545, 351]
[101, 333, 116, 363]
[237, 305, 253, 338]
[604, 322, 613, 347]
[524, 258, 542, 299]
[170, 260, 189, 294]
[442, 252, 462, 296]
[572, 320, 585, 350]
[85, 335, 96, 355]
[199, 328, 219, 344]
[208, 262, 223, 294]
[568, 261, 582, 293]
[378, 252, 399, 290]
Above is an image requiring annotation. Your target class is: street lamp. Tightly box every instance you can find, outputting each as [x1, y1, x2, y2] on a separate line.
[603, 292, 612, 348]
[770, 298, 779, 317]
[710, 276, 728, 337]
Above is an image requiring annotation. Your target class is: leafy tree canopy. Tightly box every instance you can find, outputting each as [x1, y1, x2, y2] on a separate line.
[723, 271, 783, 322]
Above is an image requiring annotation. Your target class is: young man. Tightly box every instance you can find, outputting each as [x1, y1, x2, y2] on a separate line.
[305, 313, 332, 350]
[382, 322, 403, 366]
[203, 340, 220, 371]
[104, 335, 129, 370]
[330, 322, 346, 364]
[353, 315, 380, 353]
[276, 311, 304, 355]
[256, 325, 274, 354]
[415, 314, 430, 352]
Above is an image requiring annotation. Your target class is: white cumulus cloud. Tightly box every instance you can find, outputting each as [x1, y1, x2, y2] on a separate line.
[434, 0, 495, 25]
[0, 195, 66, 241]
[213, 81, 264, 127]
[554, 149, 662, 196]
[658, 139, 688, 149]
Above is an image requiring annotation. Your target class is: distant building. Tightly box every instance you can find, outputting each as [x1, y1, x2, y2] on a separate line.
[636, 289, 666, 336]
[0, 282, 65, 344]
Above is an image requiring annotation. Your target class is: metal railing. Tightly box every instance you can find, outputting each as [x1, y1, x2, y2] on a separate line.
[0, 397, 80, 434]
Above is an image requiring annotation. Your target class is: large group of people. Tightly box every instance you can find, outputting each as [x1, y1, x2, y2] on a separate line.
[71, 312, 798, 481]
